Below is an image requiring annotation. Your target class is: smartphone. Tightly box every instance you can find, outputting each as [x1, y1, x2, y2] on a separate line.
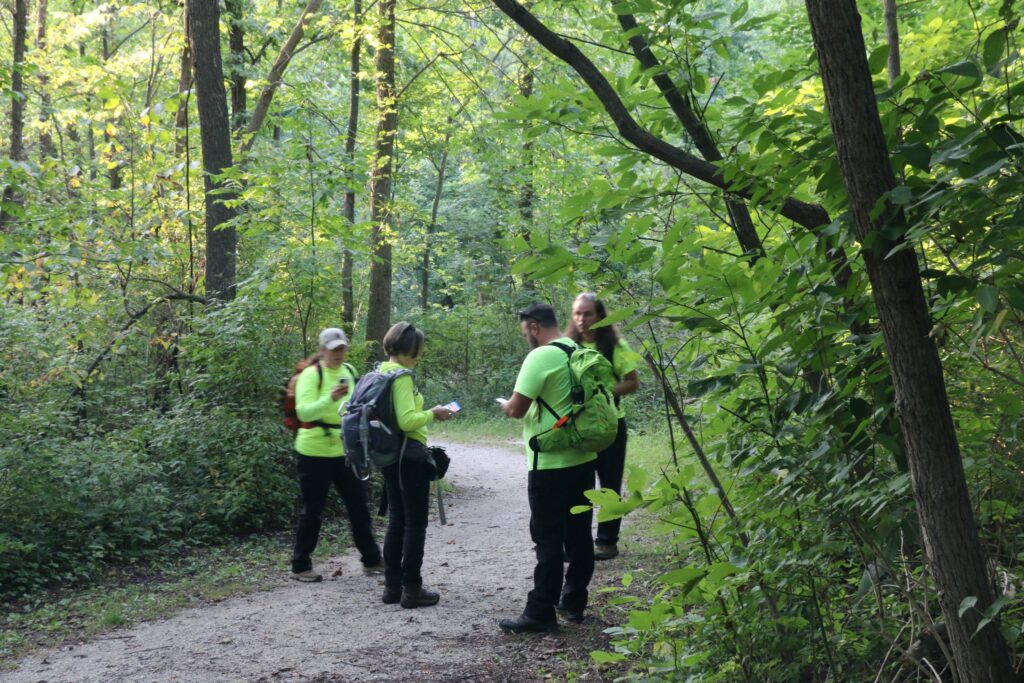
[444, 401, 461, 413]
[494, 397, 508, 406]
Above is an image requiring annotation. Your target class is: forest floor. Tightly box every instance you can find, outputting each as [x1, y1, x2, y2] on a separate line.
[0, 439, 650, 682]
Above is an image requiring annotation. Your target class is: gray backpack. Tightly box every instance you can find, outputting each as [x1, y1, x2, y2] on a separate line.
[341, 367, 411, 480]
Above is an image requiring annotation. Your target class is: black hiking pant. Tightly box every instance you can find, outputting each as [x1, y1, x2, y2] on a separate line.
[291, 453, 381, 573]
[525, 459, 596, 621]
[595, 418, 628, 546]
[382, 443, 433, 589]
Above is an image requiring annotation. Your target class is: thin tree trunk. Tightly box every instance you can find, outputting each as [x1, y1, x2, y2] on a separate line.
[36, 0, 56, 161]
[1, 0, 29, 228]
[225, 0, 247, 132]
[174, 9, 193, 157]
[364, 0, 397, 357]
[804, 2, 1014, 680]
[101, 26, 123, 190]
[882, 0, 901, 86]
[189, 0, 238, 301]
[341, 0, 362, 332]
[515, 64, 536, 292]
[238, 0, 324, 154]
[422, 143, 449, 310]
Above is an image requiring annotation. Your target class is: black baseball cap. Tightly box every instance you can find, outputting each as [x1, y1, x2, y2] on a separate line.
[517, 302, 558, 327]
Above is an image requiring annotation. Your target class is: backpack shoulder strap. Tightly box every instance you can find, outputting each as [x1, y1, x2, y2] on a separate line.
[548, 340, 575, 358]
[343, 362, 358, 381]
[314, 359, 323, 390]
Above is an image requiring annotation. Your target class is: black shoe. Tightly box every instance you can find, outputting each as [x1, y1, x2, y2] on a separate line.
[556, 601, 584, 623]
[594, 543, 619, 560]
[382, 586, 401, 604]
[498, 614, 558, 634]
[401, 585, 440, 608]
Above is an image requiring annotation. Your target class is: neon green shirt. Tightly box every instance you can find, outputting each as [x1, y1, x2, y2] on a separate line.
[513, 337, 597, 471]
[379, 360, 433, 446]
[293, 362, 355, 457]
[583, 338, 640, 419]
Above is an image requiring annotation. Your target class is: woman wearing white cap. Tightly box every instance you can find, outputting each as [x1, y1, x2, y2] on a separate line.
[290, 327, 383, 581]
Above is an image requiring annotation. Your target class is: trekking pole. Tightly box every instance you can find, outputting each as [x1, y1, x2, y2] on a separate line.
[435, 478, 447, 525]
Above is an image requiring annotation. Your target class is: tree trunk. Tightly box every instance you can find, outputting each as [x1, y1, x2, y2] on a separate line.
[189, 0, 238, 301]
[35, 0, 56, 161]
[804, 2, 1015, 680]
[225, 0, 247, 132]
[341, 0, 362, 332]
[1, 0, 29, 228]
[364, 0, 397, 357]
[422, 143, 449, 310]
[882, 0, 902, 86]
[238, 0, 324, 154]
[174, 10, 193, 157]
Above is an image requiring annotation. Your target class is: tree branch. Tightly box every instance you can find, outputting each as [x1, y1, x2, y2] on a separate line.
[489, 0, 831, 232]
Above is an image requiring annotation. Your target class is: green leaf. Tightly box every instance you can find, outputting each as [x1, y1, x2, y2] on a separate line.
[730, 1, 748, 23]
[976, 286, 999, 313]
[959, 595, 978, 618]
[591, 307, 633, 329]
[590, 650, 627, 663]
[868, 45, 889, 74]
[983, 29, 1007, 68]
[894, 143, 931, 171]
[937, 60, 983, 89]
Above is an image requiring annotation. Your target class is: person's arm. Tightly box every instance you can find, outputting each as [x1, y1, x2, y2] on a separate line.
[614, 370, 639, 397]
[503, 348, 544, 420]
[501, 392, 532, 418]
[392, 374, 435, 433]
[295, 366, 340, 422]
[613, 340, 641, 397]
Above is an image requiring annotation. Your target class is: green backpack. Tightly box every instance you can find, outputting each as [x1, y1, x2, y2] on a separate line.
[528, 340, 619, 469]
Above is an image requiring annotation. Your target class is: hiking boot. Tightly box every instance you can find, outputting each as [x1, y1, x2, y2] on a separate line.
[362, 559, 385, 575]
[556, 601, 584, 623]
[498, 614, 558, 634]
[400, 585, 440, 609]
[291, 569, 322, 583]
[594, 543, 619, 561]
[382, 585, 402, 604]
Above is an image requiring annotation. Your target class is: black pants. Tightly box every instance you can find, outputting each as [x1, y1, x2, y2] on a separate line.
[382, 442, 433, 589]
[595, 418, 628, 545]
[525, 460, 596, 621]
[291, 453, 381, 573]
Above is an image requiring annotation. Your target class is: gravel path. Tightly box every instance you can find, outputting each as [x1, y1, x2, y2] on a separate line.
[2, 441, 620, 682]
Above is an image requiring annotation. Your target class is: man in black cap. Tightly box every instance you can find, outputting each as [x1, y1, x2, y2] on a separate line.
[496, 303, 597, 633]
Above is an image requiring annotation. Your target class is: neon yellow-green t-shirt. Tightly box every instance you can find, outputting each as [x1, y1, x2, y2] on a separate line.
[513, 338, 597, 471]
[583, 338, 641, 419]
[379, 360, 433, 446]
[293, 362, 355, 457]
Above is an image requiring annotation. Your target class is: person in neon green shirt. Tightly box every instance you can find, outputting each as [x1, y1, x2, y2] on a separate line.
[290, 328, 382, 582]
[566, 292, 641, 561]
[377, 322, 455, 609]
[498, 303, 597, 634]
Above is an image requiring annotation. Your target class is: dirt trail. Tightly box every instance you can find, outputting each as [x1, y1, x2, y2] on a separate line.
[2, 441, 621, 682]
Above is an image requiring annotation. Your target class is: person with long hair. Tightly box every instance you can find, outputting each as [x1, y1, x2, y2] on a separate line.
[378, 322, 454, 608]
[290, 327, 383, 582]
[565, 293, 641, 560]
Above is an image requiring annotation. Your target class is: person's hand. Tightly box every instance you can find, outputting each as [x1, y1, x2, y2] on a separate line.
[431, 405, 453, 421]
[330, 383, 348, 401]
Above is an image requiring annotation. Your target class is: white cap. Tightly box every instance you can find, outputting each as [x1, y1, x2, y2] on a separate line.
[318, 327, 349, 350]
